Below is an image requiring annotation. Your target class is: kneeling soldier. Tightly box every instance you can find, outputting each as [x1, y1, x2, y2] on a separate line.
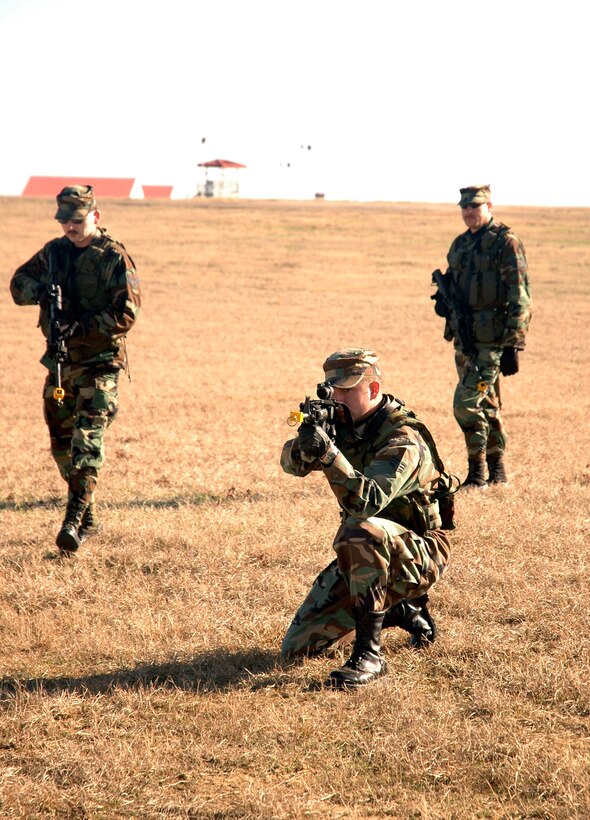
[281, 349, 453, 688]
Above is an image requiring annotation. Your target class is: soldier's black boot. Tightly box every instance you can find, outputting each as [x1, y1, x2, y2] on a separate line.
[78, 502, 102, 543]
[461, 453, 488, 489]
[56, 497, 87, 553]
[383, 594, 436, 648]
[327, 609, 387, 689]
[487, 454, 508, 484]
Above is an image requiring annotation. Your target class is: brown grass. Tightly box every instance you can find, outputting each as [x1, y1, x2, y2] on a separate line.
[1, 196, 590, 819]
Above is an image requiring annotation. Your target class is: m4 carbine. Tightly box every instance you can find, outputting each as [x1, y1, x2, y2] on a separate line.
[47, 252, 67, 404]
[431, 268, 478, 359]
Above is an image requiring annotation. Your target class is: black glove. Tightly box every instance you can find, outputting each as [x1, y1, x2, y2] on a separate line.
[500, 346, 519, 376]
[297, 424, 331, 462]
[431, 292, 450, 318]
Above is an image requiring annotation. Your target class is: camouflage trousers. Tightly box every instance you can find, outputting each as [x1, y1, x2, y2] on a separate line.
[281, 515, 451, 659]
[453, 346, 505, 457]
[43, 363, 119, 504]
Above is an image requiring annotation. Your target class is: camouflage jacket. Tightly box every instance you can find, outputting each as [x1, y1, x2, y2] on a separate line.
[281, 396, 444, 533]
[10, 228, 141, 369]
[444, 218, 531, 349]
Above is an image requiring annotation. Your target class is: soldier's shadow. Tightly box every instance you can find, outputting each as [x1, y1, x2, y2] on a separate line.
[0, 497, 63, 512]
[0, 648, 287, 698]
[0, 491, 264, 513]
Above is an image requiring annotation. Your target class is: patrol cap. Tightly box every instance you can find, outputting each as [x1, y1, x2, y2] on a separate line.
[458, 184, 491, 208]
[55, 185, 96, 222]
[322, 348, 380, 389]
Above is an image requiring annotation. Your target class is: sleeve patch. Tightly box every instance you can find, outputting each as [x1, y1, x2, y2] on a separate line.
[126, 269, 141, 289]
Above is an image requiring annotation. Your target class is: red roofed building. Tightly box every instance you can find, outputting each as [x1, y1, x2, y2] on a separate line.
[142, 185, 173, 199]
[22, 176, 143, 198]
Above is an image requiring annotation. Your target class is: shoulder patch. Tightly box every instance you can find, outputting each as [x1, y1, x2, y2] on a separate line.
[126, 269, 141, 289]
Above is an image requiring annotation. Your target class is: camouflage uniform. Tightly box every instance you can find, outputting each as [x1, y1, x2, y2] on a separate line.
[10, 186, 141, 546]
[281, 385, 451, 659]
[435, 185, 531, 481]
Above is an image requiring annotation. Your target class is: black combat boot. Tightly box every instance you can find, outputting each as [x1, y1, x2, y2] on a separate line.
[487, 454, 508, 484]
[78, 502, 102, 542]
[327, 609, 387, 689]
[461, 454, 488, 489]
[383, 594, 436, 648]
[56, 497, 88, 553]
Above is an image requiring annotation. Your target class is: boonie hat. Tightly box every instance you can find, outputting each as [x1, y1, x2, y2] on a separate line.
[322, 348, 380, 389]
[55, 185, 96, 222]
[458, 184, 491, 208]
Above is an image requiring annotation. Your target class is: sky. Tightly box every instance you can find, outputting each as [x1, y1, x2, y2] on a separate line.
[0, 0, 588, 206]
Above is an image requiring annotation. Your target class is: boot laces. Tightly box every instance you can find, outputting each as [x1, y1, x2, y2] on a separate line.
[344, 648, 379, 670]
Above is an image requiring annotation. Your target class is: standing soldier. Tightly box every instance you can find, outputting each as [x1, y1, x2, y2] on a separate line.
[10, 185, 142, 554]
[432, 184, 531, 488]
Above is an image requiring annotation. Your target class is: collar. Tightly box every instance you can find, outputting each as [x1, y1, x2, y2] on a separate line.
[353, 394, 405, 440]
[467, 216, 494, 240]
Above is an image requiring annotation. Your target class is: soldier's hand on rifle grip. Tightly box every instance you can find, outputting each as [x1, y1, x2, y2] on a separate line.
[500, 346, 519, 376]
[59, 320, 80, 341]
[297, 423, 331, 462]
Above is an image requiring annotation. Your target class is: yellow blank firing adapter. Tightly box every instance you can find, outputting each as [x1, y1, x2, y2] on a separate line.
[288, 410, 305, 427]
[53, 386, 65, 402]
[477, 381, 487, 393]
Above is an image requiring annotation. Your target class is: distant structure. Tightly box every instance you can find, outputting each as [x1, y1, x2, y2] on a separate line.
[23, 176, 143, 198]
[196, 159, 246, 198]
[142, 185, 173, 199]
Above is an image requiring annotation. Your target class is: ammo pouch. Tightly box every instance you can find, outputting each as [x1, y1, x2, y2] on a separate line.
[472, 308, 506, 345]
[407, 495, 442, 536]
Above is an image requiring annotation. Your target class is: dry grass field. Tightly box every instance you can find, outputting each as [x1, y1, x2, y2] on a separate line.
[1, 195, 589, 819]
